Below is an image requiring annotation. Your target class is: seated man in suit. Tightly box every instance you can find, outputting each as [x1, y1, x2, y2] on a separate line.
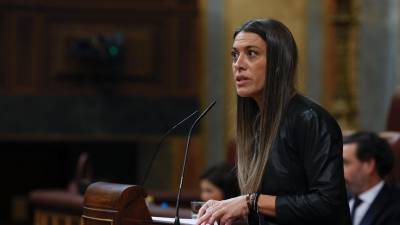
[343, 131, 400, 225]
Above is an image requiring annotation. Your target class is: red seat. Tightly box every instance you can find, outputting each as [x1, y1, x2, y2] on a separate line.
[387, 91, 400, 131]
[380, 132, 400, 186]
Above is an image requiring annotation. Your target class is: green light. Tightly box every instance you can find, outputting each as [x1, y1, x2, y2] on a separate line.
[108, 46, 119, 56]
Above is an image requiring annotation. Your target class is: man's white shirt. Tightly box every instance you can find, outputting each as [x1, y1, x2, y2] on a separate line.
[349, 181, 384, 225]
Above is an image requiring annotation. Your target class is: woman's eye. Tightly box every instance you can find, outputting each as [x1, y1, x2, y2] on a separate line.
[247, 50, 257, 57]
[231, 51, 239, 62]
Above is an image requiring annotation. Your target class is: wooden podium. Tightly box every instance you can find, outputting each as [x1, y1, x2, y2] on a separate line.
[81, 182, 165, 225]
[80, 182, 248, 225]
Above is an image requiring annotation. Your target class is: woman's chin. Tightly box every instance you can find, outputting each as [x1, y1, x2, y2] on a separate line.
[236, 89, 248, 97]
[237, 91, 253, 98]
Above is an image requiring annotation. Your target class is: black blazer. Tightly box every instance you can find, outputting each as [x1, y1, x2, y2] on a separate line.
[249, 95, 351, 225]
[358, 184, 400, 225]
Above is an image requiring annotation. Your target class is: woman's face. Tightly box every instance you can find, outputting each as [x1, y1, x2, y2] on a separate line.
[231, 32, 267, 104]
[200, 179, 224, 201]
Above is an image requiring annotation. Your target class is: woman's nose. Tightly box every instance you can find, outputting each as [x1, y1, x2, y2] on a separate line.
[234, 54, 246, 70]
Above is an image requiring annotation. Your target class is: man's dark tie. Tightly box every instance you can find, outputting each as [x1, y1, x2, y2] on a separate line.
[351, 196, 363, 224]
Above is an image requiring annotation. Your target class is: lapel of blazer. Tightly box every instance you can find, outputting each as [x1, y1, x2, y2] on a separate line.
[359, 185, 390, 225]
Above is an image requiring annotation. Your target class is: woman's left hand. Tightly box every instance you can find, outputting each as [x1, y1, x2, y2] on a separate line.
[195, 195, 249, 225]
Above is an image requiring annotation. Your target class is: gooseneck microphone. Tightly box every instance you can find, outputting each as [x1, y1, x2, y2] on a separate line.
[174, 100, 216, 225]
[141, 110, 198, 187]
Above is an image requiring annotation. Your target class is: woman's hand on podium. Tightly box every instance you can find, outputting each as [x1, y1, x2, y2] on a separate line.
[195, 195, 249, 225]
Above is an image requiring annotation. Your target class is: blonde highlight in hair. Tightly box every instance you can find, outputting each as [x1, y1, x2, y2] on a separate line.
[236, 97, 285, 194]
[234, 19, 298, 194]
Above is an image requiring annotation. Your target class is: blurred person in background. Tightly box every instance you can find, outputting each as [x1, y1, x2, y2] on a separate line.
[343, 131, 400, 225]
[200, 162, 240, 201]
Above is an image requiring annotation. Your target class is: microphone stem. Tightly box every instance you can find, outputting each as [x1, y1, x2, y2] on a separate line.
[141, 110, 198, 187]
[174, 101, 216, 225]
[174, 128, 193, 225]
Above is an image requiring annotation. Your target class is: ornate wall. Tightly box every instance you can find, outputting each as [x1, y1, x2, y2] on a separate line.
[321, 0, 400, 131]
[357, 0, 400, 131]
[0, 2, 204, 222]
[322, 0, 359, 130]
[0, 0, 200, 136]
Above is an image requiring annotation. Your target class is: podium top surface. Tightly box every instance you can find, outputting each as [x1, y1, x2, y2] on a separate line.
[84, 182, 147, 210]
[151, 217, 196, 225]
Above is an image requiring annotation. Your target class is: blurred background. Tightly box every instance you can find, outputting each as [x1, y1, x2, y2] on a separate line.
[0, 0, 399, 225]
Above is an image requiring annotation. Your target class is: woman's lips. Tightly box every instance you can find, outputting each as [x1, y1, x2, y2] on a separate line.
[236, 75, 249, 86]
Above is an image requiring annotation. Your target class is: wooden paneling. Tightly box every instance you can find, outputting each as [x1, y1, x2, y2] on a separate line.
[0, 1, 197, 13]
[15, 15, 34, 90]
[170, 136, 203, 191]
[324, 0, 358, 129]
[176, 16, 197, 90]
[0, 15, 5, 90]
[43, 15, 168, 95]
[0, 0, 199, 96]
[0, 4, 202, 224]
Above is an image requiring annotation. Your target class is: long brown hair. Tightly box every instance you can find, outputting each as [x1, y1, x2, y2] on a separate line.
[234, 19, 298, 194]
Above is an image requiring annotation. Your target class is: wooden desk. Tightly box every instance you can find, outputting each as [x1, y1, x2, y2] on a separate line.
[30, 183, 193, 225]
[81, 182, 188, 225]
[30, 190, 83, 225]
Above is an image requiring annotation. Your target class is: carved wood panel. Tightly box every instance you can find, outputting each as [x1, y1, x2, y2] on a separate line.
[0, 15, 5, 90]
[324, 0, 358, 130]
[0, 0, 194, 9]
[43, 14, 168, 95]
[0, 0, 199, 96]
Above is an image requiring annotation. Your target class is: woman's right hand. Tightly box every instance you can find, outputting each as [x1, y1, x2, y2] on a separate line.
[196, 196, 249, 225]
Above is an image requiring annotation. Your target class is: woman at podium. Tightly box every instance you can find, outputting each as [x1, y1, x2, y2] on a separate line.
[196, 19, 351, 225]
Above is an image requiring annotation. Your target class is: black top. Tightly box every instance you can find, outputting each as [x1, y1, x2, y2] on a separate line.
[249, 94, 351, 225]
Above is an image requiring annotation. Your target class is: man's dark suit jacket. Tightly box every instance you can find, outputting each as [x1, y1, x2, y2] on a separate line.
[357, 184, 400, 225]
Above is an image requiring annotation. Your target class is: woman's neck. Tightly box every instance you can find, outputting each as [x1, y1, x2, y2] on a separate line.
[254, 96, 264, 110]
